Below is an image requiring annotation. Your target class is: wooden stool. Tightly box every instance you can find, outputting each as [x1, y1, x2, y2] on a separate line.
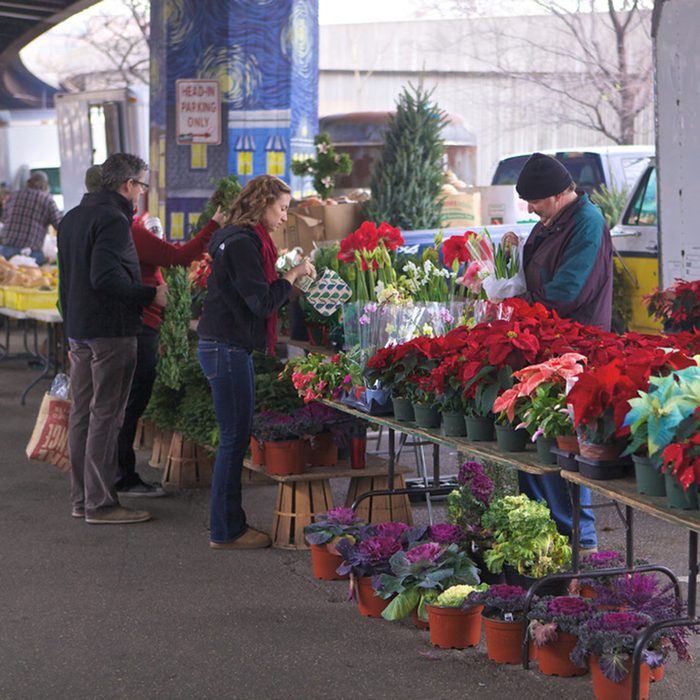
[133, 418, 156, 450]
[148, 429, 173, 469]
[272, 479, 334, 549]
[345, 473, 413, 525]
[162, 431, 213, 487]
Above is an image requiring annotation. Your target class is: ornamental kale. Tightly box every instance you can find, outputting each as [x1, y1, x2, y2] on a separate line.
[467, 583, 530, 621]
[434, 583, 490, 608]
[335, 535, 402, 578]
[481, 495, 571, 578]
[527, 595, 593, 648]
[372, 521, 412, 540]
[378, 543, 479, 622]
[457, 460, 495, 503]
[303, 507, 365, 546]
[428, 523, 466, 545]
[571, 611, 661, 682]
[446, 461, 494, 547]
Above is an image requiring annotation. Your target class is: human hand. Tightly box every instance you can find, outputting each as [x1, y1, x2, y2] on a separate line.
[212, 206, 225, 226]
[501, 231, 519, 254]
[154, 283, 169, 307]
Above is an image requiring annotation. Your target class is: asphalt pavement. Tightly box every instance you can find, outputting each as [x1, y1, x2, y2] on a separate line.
[1, 342, 698, 699]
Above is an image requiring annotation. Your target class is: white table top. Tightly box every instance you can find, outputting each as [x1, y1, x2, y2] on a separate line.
[23, 308, 62, 324]
[0, 307, 29, 320]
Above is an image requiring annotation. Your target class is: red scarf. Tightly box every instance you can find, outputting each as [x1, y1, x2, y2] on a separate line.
[253, 223, 279, 355]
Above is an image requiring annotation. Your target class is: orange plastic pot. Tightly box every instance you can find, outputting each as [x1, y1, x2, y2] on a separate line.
[650, 664, 665, 682]
[427, 604, 483, 649]
[590, 656, 650, 700]
[482, 615, 525, 664]
[263, 439, 306, 476]
[411, 607, 429, 630]
[537, 632, 587, 677]
[249, 438, 265, 466]
[355, 576, 391, 618]
[556, 434, 580, 454]
[309, 544, 346, 581]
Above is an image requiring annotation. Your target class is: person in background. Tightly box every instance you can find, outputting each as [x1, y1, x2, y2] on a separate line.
[197, 175, 315, 549]
[117, 194, 225, 496]
[58, 153, 167, 525]
[511, 152, 614, 553]
[0, 171, 61, 264]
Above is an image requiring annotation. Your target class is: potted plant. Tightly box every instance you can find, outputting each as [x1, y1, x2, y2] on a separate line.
[571, 550, 626, 602]
[491, 387, 529, 452]
[527, 595, 593, 677]
[251, 410, 313, 476]
[660, 407, 700, 510]
[283, 351, 361, 404]
[571, 611, 660, 699]
[481, 494, 572, 591]
[467, 584, 532, 664]
[425, 583, 490, 649]
[304, 507, 365, 580]
[376, 541, 479, 625]
[445, 460, 498, 580]
[335, 531, 404, 617]
[643, 278, 700, 333]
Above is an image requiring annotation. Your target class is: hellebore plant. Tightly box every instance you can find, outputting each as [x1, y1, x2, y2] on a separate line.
[303, 507, 365, 548]
[481, 494, 572, 578]
[467, 583, 531, 621]
[527, 595, 594, 649]
[571, 611, 662, 682]
[377, 542, 479, 622]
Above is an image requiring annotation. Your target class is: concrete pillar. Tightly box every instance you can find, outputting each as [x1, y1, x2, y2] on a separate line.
[149, 0, 318, 239]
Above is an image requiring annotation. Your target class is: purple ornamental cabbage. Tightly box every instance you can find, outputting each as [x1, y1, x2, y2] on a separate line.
[373, 521, 411, 540]
[358, 536, 402, 565]
[428, 523, 465, 544]
[457, 460, 494, 504]
[405, 542, 443, 565]
[324, 506, 361, 526]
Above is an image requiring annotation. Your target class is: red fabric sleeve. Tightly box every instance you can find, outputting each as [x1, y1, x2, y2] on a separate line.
[132, 219, 219, 268]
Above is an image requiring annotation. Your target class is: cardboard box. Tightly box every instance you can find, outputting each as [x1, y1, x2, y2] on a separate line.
[286, 211, 325, 255]
[279, 202, 364, 254]
[441, 192, 482, 228]
[476, 185, 539, 226]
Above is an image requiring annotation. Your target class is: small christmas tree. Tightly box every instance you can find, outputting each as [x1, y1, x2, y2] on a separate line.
[291, 132, 352, 200]
[366, 83, 448, 229]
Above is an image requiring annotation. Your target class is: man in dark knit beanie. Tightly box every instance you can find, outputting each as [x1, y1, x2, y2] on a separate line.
[512, 151, 614, 554]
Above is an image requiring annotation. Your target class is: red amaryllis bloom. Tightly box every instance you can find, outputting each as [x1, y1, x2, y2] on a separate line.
[442, 233, 471, 268]
[376, 221, 404, 250]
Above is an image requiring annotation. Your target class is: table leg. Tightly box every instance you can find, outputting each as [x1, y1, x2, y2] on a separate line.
[571, 482, 580, 573]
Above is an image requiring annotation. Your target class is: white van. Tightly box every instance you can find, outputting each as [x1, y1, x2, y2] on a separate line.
[491, 145, 654, 195]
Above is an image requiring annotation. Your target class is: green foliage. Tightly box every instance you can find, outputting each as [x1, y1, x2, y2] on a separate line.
[482, 494, 572, 578]
[190, 175, 242, 234]
[157, 267, 192, 390]
[365, 83, 448, 229]
[254, 353, 304, 414]
[143, 376, 183, 431]
[291, 132, 352, 199]
[612, 260, 634, 332]
[175, 348, 217, 449]
[590, 184, 628, 229]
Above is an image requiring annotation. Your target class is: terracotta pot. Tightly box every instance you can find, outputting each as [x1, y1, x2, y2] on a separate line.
[590, 655, 650, 700]
[650, 664, 665, 682]
[249, 438, 265, 466]
[263, 439, 306, 476]
[482, 615, 525, 664]
[309, 544, 346, 581]
[411, 607, 430, 630]
[579, 441, 625, 461]
[355, 576, 390, 618]
[307, 432, 338, 467]
[580, 585, 597, 600]
[556, 434, 580, 454]
[537, 632, 587, 677]
[427, 604, 483, 649]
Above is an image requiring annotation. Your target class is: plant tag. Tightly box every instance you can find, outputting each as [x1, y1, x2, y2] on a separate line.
[504, 612, 514, 622]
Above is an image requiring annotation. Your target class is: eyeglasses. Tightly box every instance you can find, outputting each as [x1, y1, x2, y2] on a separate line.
[131, 179, 149, 190]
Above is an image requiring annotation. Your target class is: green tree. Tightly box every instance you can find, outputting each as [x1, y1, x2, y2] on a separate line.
[366, 83, 447, 230]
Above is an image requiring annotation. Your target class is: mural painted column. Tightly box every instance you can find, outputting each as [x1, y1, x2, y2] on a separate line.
[150, 0, 318, 239]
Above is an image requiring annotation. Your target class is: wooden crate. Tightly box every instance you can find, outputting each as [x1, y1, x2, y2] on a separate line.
[345, 473, 413, 525]
[133, 418, 156, 451]
[148, 429, 173, 469]
[272, 479, 334, 550]
[162, 431, 213, 488]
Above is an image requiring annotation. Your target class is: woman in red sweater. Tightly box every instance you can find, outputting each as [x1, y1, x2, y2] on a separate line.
[116, 208, 225, 496]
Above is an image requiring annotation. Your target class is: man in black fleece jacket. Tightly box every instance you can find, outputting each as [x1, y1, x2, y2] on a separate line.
[57, 153, 167, 525]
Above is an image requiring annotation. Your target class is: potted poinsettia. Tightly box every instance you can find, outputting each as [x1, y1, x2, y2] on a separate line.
[377, 540, 479, 625]
[643, 278, 700, 332]
[527, 595, 593, 677]
[304, 507, 365, 581]
[467, 583, 532, 664]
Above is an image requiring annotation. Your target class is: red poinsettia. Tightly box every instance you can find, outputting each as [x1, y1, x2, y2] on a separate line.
[644, 278, 700, 327]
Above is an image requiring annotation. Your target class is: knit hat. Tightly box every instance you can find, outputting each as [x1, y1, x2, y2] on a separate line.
[515, 153, 573, 200]
[84, 164, 103, 193]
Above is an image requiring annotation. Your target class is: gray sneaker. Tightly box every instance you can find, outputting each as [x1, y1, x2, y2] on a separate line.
[85, 506, 152, 524]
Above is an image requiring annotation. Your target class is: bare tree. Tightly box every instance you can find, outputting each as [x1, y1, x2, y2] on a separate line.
[59, 0, 149, 91]
[434, 0, 653, 145]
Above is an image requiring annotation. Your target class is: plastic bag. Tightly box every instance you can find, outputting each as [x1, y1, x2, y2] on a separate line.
[481, 237, 527, 300]
[49, 373, 71, 400]
[42, 232, 58, 262]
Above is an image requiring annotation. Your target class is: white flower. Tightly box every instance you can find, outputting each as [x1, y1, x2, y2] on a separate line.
[321, 175, 333, 188]
[316, 142, 329, 154]
[422, 323, 434, 337]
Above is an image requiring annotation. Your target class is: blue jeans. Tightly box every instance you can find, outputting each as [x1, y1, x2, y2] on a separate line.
[198, 340, 254, 543]
[0, 244, 44, 265]
[518, 472, 597, 548]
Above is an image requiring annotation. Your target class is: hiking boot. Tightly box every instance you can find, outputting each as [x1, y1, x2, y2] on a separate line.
[209, 527, 271, 550]
[85, 506, 152, 524]
[117, 478, 166, 498]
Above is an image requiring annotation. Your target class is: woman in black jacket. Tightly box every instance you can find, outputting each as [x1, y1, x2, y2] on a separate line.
[197, 175, 315, 549]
